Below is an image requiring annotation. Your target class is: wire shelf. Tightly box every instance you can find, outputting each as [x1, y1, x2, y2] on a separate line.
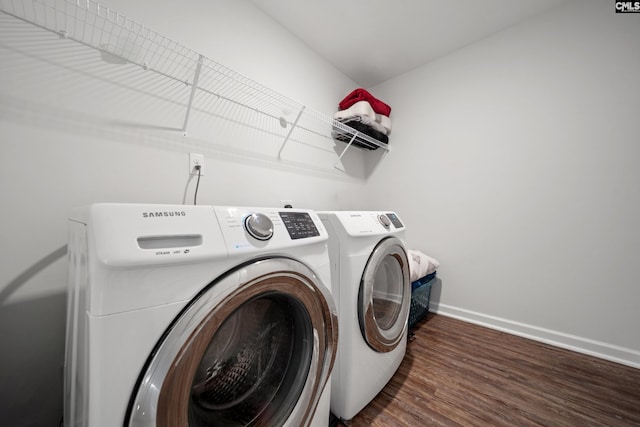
[0, 0, 390, 160]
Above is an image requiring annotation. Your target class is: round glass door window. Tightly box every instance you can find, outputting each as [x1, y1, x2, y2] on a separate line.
[371, 255, 405, 330]
[359, 237, 410, 353]
[126, 258, 337, 427]
[189, 294, 312, 426]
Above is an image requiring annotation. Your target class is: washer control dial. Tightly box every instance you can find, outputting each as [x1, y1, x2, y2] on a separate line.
[244, 213, 274, 241]
[378, 214, 391, 228]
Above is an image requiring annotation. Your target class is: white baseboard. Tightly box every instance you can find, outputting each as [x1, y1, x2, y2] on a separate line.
[430, 302, 640, 369]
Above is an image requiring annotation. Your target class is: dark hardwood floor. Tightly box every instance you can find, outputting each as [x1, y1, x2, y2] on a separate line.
[339, 313, 640, 426]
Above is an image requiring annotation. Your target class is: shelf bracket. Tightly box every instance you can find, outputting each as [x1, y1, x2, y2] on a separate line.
[334, 131, 358, 168]
[277, 106, 305, 159]
[182, 54, 204, 136]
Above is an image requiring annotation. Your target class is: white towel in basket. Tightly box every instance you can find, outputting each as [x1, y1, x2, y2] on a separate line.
[408, 249, 440, 282]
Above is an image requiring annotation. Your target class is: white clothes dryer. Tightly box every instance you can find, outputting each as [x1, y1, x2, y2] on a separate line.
[64, 203, 338, 427]
[318, 211, 410, 421]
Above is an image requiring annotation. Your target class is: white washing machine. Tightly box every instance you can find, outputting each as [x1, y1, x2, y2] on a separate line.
[318, 211, 410, 421]
[64, 203, 338, 427]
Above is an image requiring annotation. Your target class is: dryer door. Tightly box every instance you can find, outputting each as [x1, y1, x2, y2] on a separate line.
[126, 258, 337, 427]
[358, 236, 410, 353]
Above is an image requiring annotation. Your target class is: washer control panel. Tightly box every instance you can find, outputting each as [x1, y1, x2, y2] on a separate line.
[243, 212, 274, 241]
[215, 206, 327, 253]
[279, 211, 320, 240]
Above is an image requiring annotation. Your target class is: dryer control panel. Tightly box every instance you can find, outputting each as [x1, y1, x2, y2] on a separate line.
[385, 213, 404, 229]
[318, 211, 405, 237]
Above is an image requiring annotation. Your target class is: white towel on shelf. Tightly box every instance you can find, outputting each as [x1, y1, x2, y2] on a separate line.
[337, 116, 388, 136]
[408, 249, 440, 282]
[375, 113, 392, 135]
[334, 101, 392, 135]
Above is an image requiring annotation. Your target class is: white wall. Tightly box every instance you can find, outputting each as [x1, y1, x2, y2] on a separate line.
[0, 1, 366, 425]
[367, 0, 640, 367]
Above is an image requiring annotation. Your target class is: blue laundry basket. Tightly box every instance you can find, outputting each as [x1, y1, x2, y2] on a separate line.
[408, 272, 436, 328]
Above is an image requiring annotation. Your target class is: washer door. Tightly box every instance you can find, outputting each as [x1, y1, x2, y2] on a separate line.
[126, 258, 337, 427]
[358, 237, 410, 353]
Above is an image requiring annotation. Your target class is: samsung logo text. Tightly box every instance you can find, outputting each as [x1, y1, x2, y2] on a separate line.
[142, 211, 187, 218]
